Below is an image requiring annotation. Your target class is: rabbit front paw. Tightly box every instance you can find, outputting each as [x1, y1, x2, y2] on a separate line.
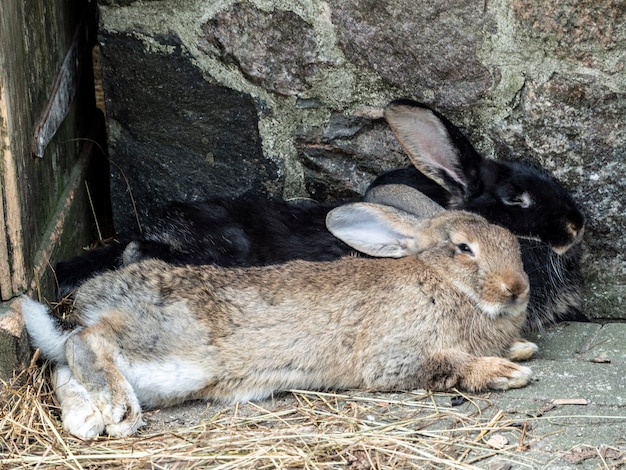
[488, 364, 533, 390]
[507, 339, 539, 361]
[462, 357, 533, 391]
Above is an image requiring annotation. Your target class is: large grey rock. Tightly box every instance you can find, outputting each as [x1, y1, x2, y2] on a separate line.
[330, 0, 499, 108]
[203, 3, 331, 97]
[295, 113, 409, 200]
[99, 31, 278, 235]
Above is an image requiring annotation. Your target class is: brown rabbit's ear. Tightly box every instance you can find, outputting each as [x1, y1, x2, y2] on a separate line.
[326, 203, 430, 258]
[364, 184, 445, 218]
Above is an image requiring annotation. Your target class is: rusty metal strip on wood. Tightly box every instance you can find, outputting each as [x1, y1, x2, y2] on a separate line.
[31, 9, 92, 158]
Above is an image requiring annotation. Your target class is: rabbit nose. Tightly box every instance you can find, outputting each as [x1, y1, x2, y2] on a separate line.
[503, 274, 530, 304]
[568, 221, 585, 243]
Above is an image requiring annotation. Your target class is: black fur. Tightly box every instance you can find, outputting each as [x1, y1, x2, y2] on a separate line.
[128, 199, 353, 266]
[56, 240, 128, 298]
[56, 199, 355, 298]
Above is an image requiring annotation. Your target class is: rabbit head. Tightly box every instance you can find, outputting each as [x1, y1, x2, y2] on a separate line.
[327, 203, 530, 320]
[374, 99, 585, 255]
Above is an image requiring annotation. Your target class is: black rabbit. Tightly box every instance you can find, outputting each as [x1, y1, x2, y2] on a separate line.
[55, 199, 351, 298]
[56, 99, 586, 330]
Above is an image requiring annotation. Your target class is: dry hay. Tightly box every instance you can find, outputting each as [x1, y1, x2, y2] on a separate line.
[0, 353, 546, 470]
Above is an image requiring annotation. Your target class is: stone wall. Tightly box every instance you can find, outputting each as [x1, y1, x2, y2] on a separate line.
[98, 0, 625, 320]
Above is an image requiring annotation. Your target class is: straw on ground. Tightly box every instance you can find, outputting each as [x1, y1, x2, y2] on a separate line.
[0, 352, 547, 469]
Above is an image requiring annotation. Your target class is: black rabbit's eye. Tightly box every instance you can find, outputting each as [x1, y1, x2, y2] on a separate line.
[502, 191, 533, 209]
[456, 243, 474, 256]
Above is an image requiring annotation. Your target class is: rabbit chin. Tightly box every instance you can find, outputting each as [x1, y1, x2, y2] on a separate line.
[551, 242, 576, 256]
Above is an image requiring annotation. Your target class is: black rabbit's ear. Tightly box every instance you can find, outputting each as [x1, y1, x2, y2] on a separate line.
[384, 99, 483, 199]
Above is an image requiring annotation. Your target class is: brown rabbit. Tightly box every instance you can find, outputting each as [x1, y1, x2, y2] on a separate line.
[21, 203, 537, 439]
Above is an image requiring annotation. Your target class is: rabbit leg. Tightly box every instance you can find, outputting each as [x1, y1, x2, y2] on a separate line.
[65, 326, 145, 437]
[507, 339, 539, 361]
[424, 350, 533, 392]
[53, 364, 105, 439]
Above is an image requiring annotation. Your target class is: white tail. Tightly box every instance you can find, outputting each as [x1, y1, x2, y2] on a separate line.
[20, 296, 72, 363]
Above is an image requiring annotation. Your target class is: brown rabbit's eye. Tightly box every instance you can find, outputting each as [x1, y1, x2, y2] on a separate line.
[456, 243, 474, 256]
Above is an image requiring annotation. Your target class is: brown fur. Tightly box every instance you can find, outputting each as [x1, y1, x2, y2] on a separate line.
[22, 205, 536, 438]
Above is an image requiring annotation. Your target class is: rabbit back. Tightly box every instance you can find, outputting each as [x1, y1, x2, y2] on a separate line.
[55, 197, 352, 297]
[141, 198, 352, 265]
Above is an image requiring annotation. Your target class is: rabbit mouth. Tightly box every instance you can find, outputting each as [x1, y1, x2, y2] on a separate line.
[517, 235, 579, 255]
[479, 281, 529, 319]
[452, 282, 527, 320]
[516, 219, 584, 255]
[554, 225, 585, 254]
[478, 300, 527, 320]
[551, 243, 574, 255]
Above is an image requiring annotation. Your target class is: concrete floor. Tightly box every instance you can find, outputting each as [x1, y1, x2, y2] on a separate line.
[484, 322, 626, 468]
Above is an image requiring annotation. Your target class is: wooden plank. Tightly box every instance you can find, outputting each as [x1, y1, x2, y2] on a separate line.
[0, 185, 11, 297]
[0, 84, 12, 296]
[0, 84, 26, 300]
[30, 139, 95, 298]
